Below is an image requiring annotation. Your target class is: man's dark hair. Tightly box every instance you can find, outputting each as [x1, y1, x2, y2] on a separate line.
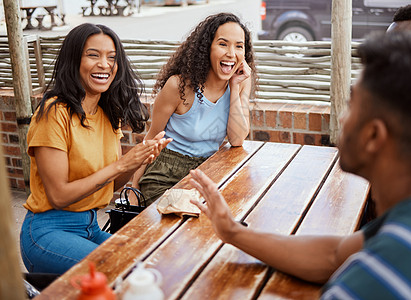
[393, 5, 411, 22]
[358, 31, 411, 157]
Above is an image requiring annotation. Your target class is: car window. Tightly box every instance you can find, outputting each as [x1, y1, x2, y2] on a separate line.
[258, 0, 409, 41]
[364, 0, 410, 8]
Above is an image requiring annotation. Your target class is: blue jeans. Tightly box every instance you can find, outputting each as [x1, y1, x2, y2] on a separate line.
[20, 209, 111, 274]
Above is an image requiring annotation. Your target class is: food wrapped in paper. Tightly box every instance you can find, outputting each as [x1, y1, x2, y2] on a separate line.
[157, 188, 202, 217]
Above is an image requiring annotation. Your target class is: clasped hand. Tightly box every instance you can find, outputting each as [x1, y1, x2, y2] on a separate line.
[119, 131, 172, 173]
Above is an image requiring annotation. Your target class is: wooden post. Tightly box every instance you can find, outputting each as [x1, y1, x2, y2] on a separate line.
[28, 34, 46, 95]
[0, 145, 25, 299]
[3, 0, 33, 195]
[330, 0, 352, 144]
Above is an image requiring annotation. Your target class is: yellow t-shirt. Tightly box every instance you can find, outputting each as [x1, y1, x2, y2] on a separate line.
[24, 99, 122, 213]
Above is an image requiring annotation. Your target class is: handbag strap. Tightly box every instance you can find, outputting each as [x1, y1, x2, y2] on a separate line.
[119, 187, 147, 210]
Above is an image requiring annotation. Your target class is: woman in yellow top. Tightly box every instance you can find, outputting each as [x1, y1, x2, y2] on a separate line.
[20, 23, 171, 274]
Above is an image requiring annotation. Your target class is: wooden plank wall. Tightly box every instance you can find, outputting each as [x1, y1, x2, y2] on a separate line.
[0, 35, 362, 102]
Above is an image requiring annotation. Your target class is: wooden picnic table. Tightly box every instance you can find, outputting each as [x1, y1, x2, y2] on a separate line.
[21, 6, 39, 30]
[82, 0, 136, 16]
[21, 5, 60, 30]
[35, 141, 370, 299]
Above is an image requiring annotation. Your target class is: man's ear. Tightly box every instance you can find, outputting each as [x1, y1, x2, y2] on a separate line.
[363, 119, 388, 153]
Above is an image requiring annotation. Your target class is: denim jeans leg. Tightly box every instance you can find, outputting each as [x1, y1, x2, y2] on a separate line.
[20, 209, 111, 274]
[89, 209, 111, 244]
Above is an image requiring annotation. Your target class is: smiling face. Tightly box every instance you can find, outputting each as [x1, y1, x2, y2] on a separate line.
[79, 33, 118, 97]
[209, 22, 245, 81]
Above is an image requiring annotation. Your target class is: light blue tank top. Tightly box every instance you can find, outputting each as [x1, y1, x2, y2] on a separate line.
[165, 86, 230, 158]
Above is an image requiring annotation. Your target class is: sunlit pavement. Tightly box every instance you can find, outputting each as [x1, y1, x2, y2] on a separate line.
[0, 0, 237, 38]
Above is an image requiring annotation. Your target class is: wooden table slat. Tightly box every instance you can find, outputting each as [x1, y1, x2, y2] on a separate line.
[182, 244, 268, 300]
[257, 272, 322, 300]
[296, 160, 370, 236]
[245, 145, 339, 233]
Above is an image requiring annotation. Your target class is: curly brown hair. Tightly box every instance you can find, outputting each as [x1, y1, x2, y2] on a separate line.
[153, 12, 257, 103]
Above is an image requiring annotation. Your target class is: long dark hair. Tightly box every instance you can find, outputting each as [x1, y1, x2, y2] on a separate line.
[153, 12, 257, 103]
[36, 23, 148, 133]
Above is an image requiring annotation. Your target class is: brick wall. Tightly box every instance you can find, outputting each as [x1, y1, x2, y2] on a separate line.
[0, 90, 26, 190]
[249, 101, 331, 146]
[0, 90, 331, 191]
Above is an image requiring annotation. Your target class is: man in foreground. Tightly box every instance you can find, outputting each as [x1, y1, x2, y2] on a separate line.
[190, 31, 411, 299]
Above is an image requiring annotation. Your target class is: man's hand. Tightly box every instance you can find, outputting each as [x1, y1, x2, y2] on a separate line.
[189, 169, 238, 243]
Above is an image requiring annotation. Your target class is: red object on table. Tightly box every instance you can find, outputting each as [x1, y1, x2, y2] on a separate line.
[71, 262, 115, 300]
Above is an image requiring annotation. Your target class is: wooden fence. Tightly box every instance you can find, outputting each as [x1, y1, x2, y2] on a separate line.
[0, 35, 362, 102]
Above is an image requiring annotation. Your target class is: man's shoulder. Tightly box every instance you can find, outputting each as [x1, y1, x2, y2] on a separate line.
[363, 197, 411, 264]
[321, 198, 411, 299]
[322, 241, 411, 299]
[387, 197, 411, 220]
[363, 197, 411, 238]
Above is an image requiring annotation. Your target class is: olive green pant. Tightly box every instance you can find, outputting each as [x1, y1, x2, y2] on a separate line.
[139, 148, 207, 206]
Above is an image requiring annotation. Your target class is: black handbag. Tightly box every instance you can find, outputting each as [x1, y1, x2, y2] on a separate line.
[102, 187, 147, 234]
[24, 273, 59, 299]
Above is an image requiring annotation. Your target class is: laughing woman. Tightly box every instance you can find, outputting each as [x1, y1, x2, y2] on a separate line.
[131, 13, 257, 205]
[20, 23, 170, 274]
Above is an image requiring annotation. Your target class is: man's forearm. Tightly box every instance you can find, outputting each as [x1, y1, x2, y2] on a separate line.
[227, 228, 347, 284]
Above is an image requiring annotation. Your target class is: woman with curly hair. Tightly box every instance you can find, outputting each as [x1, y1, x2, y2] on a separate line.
[20, 23, 170, 274]
[131, 12, 257, 205]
